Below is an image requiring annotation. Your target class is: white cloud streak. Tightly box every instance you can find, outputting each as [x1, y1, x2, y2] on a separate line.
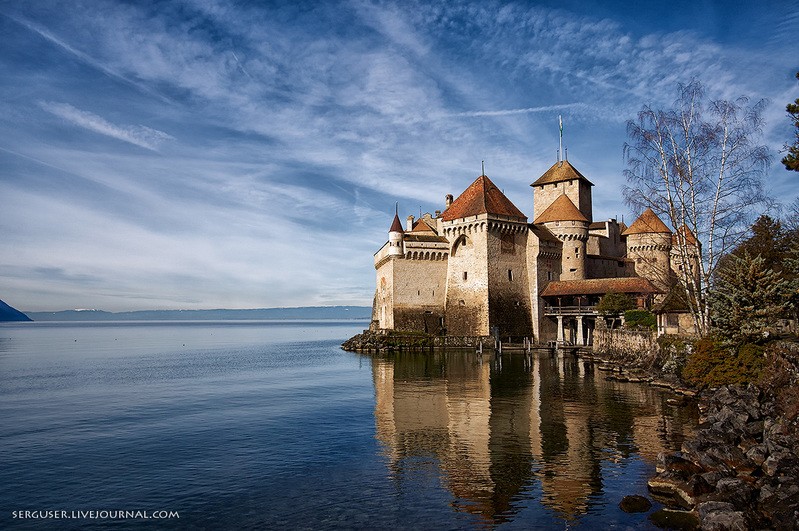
[39, 101, 174, 151]
[446, 103, 589, 118]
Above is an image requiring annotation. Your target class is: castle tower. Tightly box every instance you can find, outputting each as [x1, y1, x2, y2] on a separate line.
[622, 208, 673, 292]
[671, 225, 701, 288]
[440, 174, 531, 337]
[388, 210, 404, 257]
[531, 161, 594, 223]
[533, 194, 589, 281]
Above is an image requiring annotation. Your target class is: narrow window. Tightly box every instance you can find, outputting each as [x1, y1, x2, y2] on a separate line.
[547, 271, 553, 280]
[463, 271, 468, 280]
[508, 269, 513, 281]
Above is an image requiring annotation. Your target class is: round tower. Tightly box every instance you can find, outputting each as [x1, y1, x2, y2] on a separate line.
[546, 221, 589, 280]
[622, 208, 673, 291]
[388, 210, 404, 257]
[533, 194, 589, 280]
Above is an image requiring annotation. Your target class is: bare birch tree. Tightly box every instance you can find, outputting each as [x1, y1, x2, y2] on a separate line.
[623, 80, 771, 336]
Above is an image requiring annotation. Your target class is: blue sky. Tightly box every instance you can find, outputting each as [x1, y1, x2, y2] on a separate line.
[1, 0, 797, 312]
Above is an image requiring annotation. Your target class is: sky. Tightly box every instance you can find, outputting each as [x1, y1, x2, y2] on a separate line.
[1, 0, 797, 312]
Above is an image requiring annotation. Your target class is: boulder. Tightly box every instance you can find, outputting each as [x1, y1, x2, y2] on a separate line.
[618, 494, 652, 513]
[697, 501, 748, 531]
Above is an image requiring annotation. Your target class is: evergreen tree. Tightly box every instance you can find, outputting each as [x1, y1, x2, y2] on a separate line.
[728, 215, 786, 272]
[710, 252, 791, 343]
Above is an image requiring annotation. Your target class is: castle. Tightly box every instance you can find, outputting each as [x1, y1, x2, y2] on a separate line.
[371, 160, 699, 344]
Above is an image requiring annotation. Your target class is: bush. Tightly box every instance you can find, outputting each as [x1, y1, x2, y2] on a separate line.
[624, 309, 656, 330]
[656, 334, 691, 377]
[682, 337, 765, 388]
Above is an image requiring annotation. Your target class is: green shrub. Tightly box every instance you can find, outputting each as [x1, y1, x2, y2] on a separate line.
[682, 338, 765, 388]
[624, 309, 656, 330]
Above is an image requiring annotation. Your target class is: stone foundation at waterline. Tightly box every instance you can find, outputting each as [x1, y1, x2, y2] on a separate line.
[593, 326, 656, 358]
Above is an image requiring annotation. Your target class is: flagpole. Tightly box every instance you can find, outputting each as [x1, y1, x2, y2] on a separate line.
[558, 115, 563, 163]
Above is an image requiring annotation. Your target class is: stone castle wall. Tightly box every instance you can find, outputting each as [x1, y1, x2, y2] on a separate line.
[444, 219, 491, 336]
[593, 326, 656, 357]
[486, 224, 533, 338]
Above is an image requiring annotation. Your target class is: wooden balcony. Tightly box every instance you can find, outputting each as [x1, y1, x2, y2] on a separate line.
[543, 305, 598, 316]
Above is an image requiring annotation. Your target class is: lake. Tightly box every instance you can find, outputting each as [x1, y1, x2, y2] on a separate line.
[0, 320, 697, 529]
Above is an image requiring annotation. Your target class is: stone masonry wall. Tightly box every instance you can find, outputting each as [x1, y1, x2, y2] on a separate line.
[487, 224, 533, 338]
[444, 218, 490, 336]
[593, 326, 656, 357]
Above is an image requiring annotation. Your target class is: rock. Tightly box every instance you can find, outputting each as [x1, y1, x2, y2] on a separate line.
[743, 419, 764, 438]
[700, 510, 748, 531]
[619, 494, 652, 513]
[696, 500, 735, 519]
[763, 450, 797, 477]
[714, 477, 754, 507]
[745, 443, 769, 467]
[657, 452, 704, 477]
[697, 501, 748, 531]
[703, 444, 748, 472]
[700, 471, 726, 489]
[648, 474, 712, 508]
[757, 485, 799, 530]
[648, 508, 700, 530]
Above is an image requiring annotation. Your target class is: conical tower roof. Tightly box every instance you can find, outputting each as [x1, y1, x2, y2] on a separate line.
[531, 160, 594, 187]
[533, 194, 588, 224]
[673, 225, 699, 245]
[441, 174, 526, 221]
[622, 208, 672, 235]
[389, 211, 404, 233]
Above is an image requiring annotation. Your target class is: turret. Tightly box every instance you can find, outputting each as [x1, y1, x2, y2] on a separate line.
[623, 208, 673, 291]
[388, 211, 404, 257]
[533, 194, 589, 280]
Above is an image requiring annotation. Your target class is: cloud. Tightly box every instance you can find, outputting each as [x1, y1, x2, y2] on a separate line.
[445, 103, 589, 118]
[38, 101, 174, 150]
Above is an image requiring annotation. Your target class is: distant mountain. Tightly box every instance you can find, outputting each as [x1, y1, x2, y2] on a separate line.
[25, 306, 372, 321]
[0, 299, 33, 322]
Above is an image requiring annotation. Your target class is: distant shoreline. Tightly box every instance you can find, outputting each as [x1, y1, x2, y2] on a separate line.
[23, 306, 372, 322]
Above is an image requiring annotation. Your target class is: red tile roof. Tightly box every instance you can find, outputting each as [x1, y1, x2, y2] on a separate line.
[533, 194, 588, 224]
[412, 219, 436, 232]
[531, 160, 594, 187]
[541, 277, 660, 297]
[529, 224, 561, 243]
[441, 175, 526, 221]
[389, 212, 404, 233]
[673, 225, 699, 246]
[622, 208, 671, 235]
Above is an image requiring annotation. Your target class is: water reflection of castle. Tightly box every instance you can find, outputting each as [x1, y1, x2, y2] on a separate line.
[371, 352, 696, 524]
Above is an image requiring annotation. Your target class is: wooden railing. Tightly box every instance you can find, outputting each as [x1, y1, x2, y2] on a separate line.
[543, 305, 598, 316]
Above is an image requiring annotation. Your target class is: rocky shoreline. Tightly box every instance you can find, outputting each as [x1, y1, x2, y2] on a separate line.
[595, 340, 799, 530]
[341, 329, 490, 352]
[646, 384, 799, 530]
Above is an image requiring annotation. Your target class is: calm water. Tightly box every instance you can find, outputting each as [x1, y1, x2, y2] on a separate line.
[0, 321, 697, 529]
